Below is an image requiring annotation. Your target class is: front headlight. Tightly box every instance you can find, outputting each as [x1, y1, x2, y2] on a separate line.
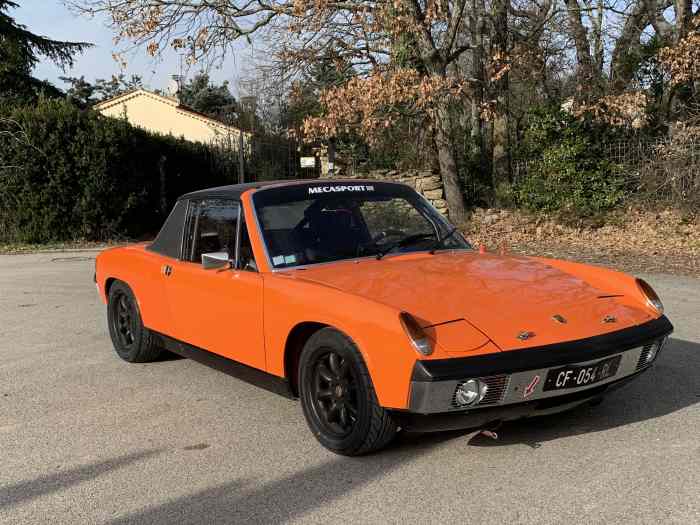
[399, 312, 434, 356]
[454, 379, 488, 407]
[636, 278, 664, 314]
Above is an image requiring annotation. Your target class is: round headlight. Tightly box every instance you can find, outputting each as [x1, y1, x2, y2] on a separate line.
[636, 278, 664, 314]
[454, 379, 488, 407]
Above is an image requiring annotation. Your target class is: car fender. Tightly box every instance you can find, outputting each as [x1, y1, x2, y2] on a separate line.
[263, 273, 424, 409]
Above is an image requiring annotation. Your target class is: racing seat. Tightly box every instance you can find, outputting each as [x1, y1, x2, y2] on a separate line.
[308, 208, 363, 260]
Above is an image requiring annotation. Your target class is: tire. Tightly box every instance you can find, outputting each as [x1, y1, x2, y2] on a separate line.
[107, 280, 162, 363]
[299, 327, 397, 455]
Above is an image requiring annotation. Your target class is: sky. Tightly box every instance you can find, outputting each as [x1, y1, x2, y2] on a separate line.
[12, 0, 251, 93]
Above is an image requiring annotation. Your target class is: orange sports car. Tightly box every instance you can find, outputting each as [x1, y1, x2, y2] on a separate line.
[95, 180, 673, 455]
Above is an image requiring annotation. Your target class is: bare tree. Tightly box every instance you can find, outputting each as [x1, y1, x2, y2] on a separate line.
[68, 0, 700, 211]
[69, 0, 491, 219]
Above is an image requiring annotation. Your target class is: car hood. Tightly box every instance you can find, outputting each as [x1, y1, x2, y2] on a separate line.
[288, 251, 654, 351]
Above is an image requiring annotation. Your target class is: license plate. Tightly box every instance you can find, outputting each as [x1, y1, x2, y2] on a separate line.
[543, 355, 621, 391]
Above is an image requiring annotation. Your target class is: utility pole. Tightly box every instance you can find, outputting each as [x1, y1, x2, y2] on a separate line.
[238, 131, 245, 184]
[327, 138, 336, 177]
[240, 95, 257, 183]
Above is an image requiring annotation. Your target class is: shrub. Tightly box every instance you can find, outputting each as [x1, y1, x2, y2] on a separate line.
[635, 125, 700, 212]
[505, 107, 629, 216]
[0, 98, 237, 243]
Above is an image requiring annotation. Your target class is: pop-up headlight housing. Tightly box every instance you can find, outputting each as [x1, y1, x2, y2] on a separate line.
[399, 312, 434, 356]
[636, 278, 664, 314]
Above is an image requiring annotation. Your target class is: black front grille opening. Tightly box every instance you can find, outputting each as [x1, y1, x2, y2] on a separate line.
[636, 338, 665, 370]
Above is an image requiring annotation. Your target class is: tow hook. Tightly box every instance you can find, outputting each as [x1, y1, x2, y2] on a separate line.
[477, 421, 502, 440]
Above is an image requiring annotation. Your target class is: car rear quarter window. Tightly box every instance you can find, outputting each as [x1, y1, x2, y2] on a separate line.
[148, 200, 188, 258]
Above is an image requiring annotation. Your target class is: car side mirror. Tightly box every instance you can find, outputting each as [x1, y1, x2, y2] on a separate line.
[202, 251, 231, 270]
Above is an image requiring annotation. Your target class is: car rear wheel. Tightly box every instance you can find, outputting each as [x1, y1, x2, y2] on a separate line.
[299, 328, 397, 455]
[107, 281, 161, 363]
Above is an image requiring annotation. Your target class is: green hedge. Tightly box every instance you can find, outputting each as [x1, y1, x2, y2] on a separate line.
[501, 107, 629, 217]
[504, 143, 627, 216]
[0, 98, 237, 243]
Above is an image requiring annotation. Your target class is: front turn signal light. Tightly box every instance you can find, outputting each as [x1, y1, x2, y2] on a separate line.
[636, 278, 664, 314]
[399, 312, 434, 356]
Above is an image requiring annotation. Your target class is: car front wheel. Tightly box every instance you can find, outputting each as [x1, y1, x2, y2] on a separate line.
[299, 328, 397, 455]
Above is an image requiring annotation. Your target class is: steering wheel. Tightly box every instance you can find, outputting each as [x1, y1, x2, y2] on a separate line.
[372, 229, 404, 244]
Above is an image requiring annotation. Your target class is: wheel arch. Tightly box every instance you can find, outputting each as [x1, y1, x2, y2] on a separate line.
[284, 321, 329, 397]
[104, 277, 117, 297]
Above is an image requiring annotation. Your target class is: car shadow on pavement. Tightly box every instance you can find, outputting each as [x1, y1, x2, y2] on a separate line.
[155, 350, 185, 362]
[467, 337, 700, 448]
[0, 448, 163, 510]
[105, 430, 469, 525]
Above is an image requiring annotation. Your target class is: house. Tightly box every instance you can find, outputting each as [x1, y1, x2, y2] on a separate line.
[94, 88, 248, 146]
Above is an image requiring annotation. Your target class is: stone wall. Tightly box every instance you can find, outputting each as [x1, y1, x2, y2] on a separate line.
[320, 168, 448, 216]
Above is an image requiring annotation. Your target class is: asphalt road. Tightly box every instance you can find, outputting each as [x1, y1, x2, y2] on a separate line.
[1, 251, 699, 524]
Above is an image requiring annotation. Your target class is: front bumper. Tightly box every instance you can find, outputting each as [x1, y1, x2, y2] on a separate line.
[393, 372, 642, 432]
[398, 316, 673, 431]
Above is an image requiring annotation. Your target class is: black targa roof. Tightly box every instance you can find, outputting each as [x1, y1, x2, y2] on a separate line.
[176, 179, 407, 202]
[177, 181, 280, 201]
[151, 179, 411, 258]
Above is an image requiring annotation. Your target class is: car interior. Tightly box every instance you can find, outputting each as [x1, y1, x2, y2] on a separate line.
[262, 200, 373, 266]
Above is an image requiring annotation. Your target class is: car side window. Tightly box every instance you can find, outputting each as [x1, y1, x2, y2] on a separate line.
[183, 199, 239, 263]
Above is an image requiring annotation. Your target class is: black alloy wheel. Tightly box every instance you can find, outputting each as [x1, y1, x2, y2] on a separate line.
[107, 280, 161, 363]
[299, 327, 397, 455]
[310, 350, 359, 437]
[112, 291, 137, 349]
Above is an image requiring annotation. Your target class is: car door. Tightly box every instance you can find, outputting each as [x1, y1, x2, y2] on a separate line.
[163, 198, 266, 371]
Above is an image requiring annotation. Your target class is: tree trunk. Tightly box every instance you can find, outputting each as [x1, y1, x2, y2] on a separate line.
[491, 0, 510, 187]
[491, 109, 509, 188]
[469, 0, 486, 164]
[433, 104, 468, 223]
[470, 98, 483, 160]
[399, 0, 468, 221]
[609, 1, 647, 93]
[562, 0, 598, 98]
[593, 0, 605, 74]
[674, 0, 693, 40]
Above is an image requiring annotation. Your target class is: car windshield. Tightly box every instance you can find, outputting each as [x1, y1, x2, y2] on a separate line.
[252, 182, 471, 269]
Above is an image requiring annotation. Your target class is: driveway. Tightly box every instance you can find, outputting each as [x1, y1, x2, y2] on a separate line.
[1, 252, 698, 524]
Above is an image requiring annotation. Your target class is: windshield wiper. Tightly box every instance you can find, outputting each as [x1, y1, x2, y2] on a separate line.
[429, 226, 459, 254]
[375, 233, 436, 260]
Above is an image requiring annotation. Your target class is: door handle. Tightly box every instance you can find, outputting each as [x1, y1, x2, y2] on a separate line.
[162, 264, 173, 277]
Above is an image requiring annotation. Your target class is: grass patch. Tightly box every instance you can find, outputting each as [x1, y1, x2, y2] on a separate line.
[0, 241, 112, 254]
